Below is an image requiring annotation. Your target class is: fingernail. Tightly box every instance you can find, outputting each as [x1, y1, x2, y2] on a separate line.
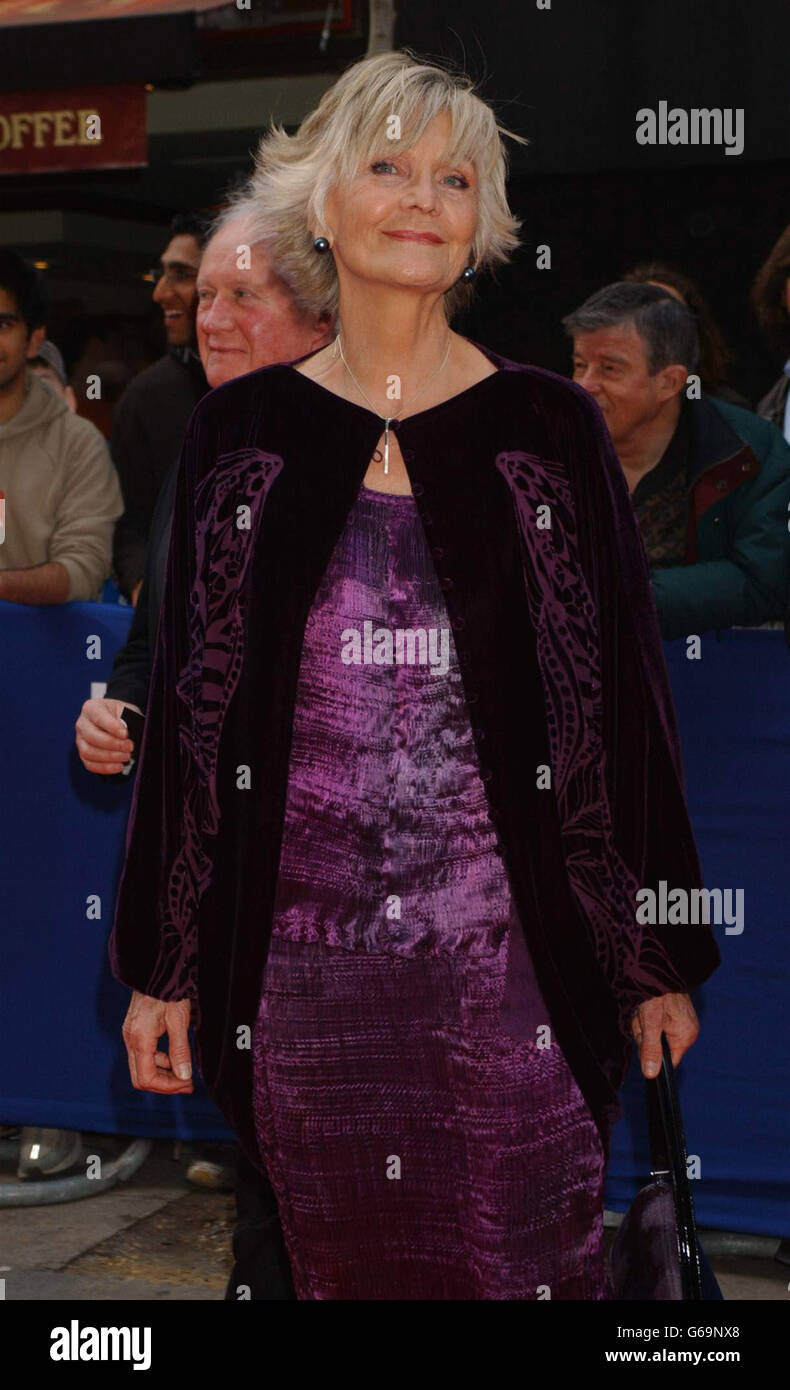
[175, 1063, 191, 1080]
[119, 719, 128, 732]
[645, 1061, 659, 1077]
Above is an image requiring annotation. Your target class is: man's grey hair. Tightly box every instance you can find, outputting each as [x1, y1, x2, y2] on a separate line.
[211, 189, 261, 245]
[562, 281, 701, 374]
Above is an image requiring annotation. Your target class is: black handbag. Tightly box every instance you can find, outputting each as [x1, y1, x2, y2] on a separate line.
[610, 1032, 724, 1300]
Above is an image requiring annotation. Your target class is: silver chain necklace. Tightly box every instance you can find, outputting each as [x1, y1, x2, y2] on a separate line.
[334, 333, 452, 474]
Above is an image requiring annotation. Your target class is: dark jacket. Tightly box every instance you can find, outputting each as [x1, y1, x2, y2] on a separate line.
[650, 395, 790, 640]
[111, 348, 207, 599]
[109, 346, 721, 1179]
[105, 460, 178, 713]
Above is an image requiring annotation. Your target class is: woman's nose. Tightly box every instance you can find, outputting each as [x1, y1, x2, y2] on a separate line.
[401, 170, 441, 213]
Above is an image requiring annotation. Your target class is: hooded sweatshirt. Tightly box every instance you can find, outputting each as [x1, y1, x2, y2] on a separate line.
[0, 370, 123, 601]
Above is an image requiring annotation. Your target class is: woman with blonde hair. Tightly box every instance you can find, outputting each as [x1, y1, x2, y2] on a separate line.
[111, 50, 719, 1300]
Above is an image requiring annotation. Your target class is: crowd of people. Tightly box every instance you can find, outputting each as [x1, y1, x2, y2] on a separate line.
[1, 46, 788, 1300]
[2, 219, 790, 635]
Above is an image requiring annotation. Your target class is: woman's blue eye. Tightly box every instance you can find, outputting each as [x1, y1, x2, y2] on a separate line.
[369, 160, 469, 187]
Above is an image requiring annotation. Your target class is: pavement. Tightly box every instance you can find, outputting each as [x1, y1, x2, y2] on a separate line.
[0, 1138, 234, 1301]
[0, 1135, 786, 1301]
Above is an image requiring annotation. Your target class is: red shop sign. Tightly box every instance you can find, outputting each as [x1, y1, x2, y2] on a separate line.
[0, 84, 147, 175]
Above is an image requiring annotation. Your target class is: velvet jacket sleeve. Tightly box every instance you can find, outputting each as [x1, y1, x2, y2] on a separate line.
[547, 383, 721, 1024]
[109, 411, 207, 1006]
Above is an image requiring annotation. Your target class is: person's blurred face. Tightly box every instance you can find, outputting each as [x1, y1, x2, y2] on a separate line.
[0, 288, 44, 392]
[151, 233, 202, 347]
[196, 224, 329, 387]
[571, 321, 682, 445]
[30, 360, 77, 412]
[322, 110, 478, 299]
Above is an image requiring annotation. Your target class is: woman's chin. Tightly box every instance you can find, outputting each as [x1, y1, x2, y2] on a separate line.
[354, 269, 458, 297]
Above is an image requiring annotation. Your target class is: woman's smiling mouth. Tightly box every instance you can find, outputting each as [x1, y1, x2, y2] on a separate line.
[383, 230, 445, 244]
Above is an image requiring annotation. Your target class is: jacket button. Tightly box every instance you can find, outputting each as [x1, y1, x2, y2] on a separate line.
[716, 479, 727, 490]
[741, 462, 752, 472]
[479, 767, 493, 782]
[431, 546, 445, 559]
[473, 726, 486, 740]
[412, 482, 425, 497]
[451, 615, 465, 631]
[439, 576, 453, 591]
[402, 448, 415, 462]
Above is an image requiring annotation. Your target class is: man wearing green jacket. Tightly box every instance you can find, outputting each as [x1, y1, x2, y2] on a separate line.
[563, 281, 790, 641]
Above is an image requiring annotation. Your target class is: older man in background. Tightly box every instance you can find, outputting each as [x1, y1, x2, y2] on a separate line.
[564, 281, 790, 640]
[80, 208, 331, 732]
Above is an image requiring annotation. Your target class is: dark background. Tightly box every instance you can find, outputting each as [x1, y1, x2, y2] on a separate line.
[395, 0, 790, 399]
[1, 0, 789, 401]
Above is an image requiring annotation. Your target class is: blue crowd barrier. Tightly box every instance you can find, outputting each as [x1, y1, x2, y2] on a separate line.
[607, 629, 790, 1236]
[1, 599, 224, 1146]
[1, 600, 787, 1235]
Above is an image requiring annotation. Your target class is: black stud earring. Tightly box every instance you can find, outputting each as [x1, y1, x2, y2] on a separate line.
[313, 236, 330, 253]
[460, 265, 476, 283]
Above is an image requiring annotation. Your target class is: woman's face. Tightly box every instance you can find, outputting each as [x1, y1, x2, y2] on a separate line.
[322, 110, 478, 300]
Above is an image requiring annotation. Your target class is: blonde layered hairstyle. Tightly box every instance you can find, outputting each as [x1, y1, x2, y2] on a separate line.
[245, 49, 525, 321]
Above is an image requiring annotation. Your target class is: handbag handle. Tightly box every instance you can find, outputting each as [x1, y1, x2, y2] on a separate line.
[645, 1032, 704, 1300]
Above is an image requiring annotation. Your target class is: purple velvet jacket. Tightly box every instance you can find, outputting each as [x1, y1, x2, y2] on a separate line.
[109, 344, 720, 1172]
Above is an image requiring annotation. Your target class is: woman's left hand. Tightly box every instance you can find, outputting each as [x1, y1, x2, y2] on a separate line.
[631, 991, 700, 1078]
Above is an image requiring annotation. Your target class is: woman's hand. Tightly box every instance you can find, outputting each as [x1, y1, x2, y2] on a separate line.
[121, 990, 194, 1094]
[75, 697, 138, 774]
[631, 991, 700, 1078]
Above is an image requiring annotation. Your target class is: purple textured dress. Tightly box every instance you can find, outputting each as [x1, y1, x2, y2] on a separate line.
[251, 483, 612, 1300]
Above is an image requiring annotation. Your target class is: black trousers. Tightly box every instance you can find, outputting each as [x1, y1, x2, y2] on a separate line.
[223, 1145, 297, 1300]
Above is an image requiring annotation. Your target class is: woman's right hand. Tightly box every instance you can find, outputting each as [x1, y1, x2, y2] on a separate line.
[75, 697, 136, 774]
[122, 990, 194, 1095]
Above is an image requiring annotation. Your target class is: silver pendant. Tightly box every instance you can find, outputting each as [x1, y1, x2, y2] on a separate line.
[383, 417, 391, 475]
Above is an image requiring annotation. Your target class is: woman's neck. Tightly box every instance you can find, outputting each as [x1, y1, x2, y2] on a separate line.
[329, 285, 455, 412]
